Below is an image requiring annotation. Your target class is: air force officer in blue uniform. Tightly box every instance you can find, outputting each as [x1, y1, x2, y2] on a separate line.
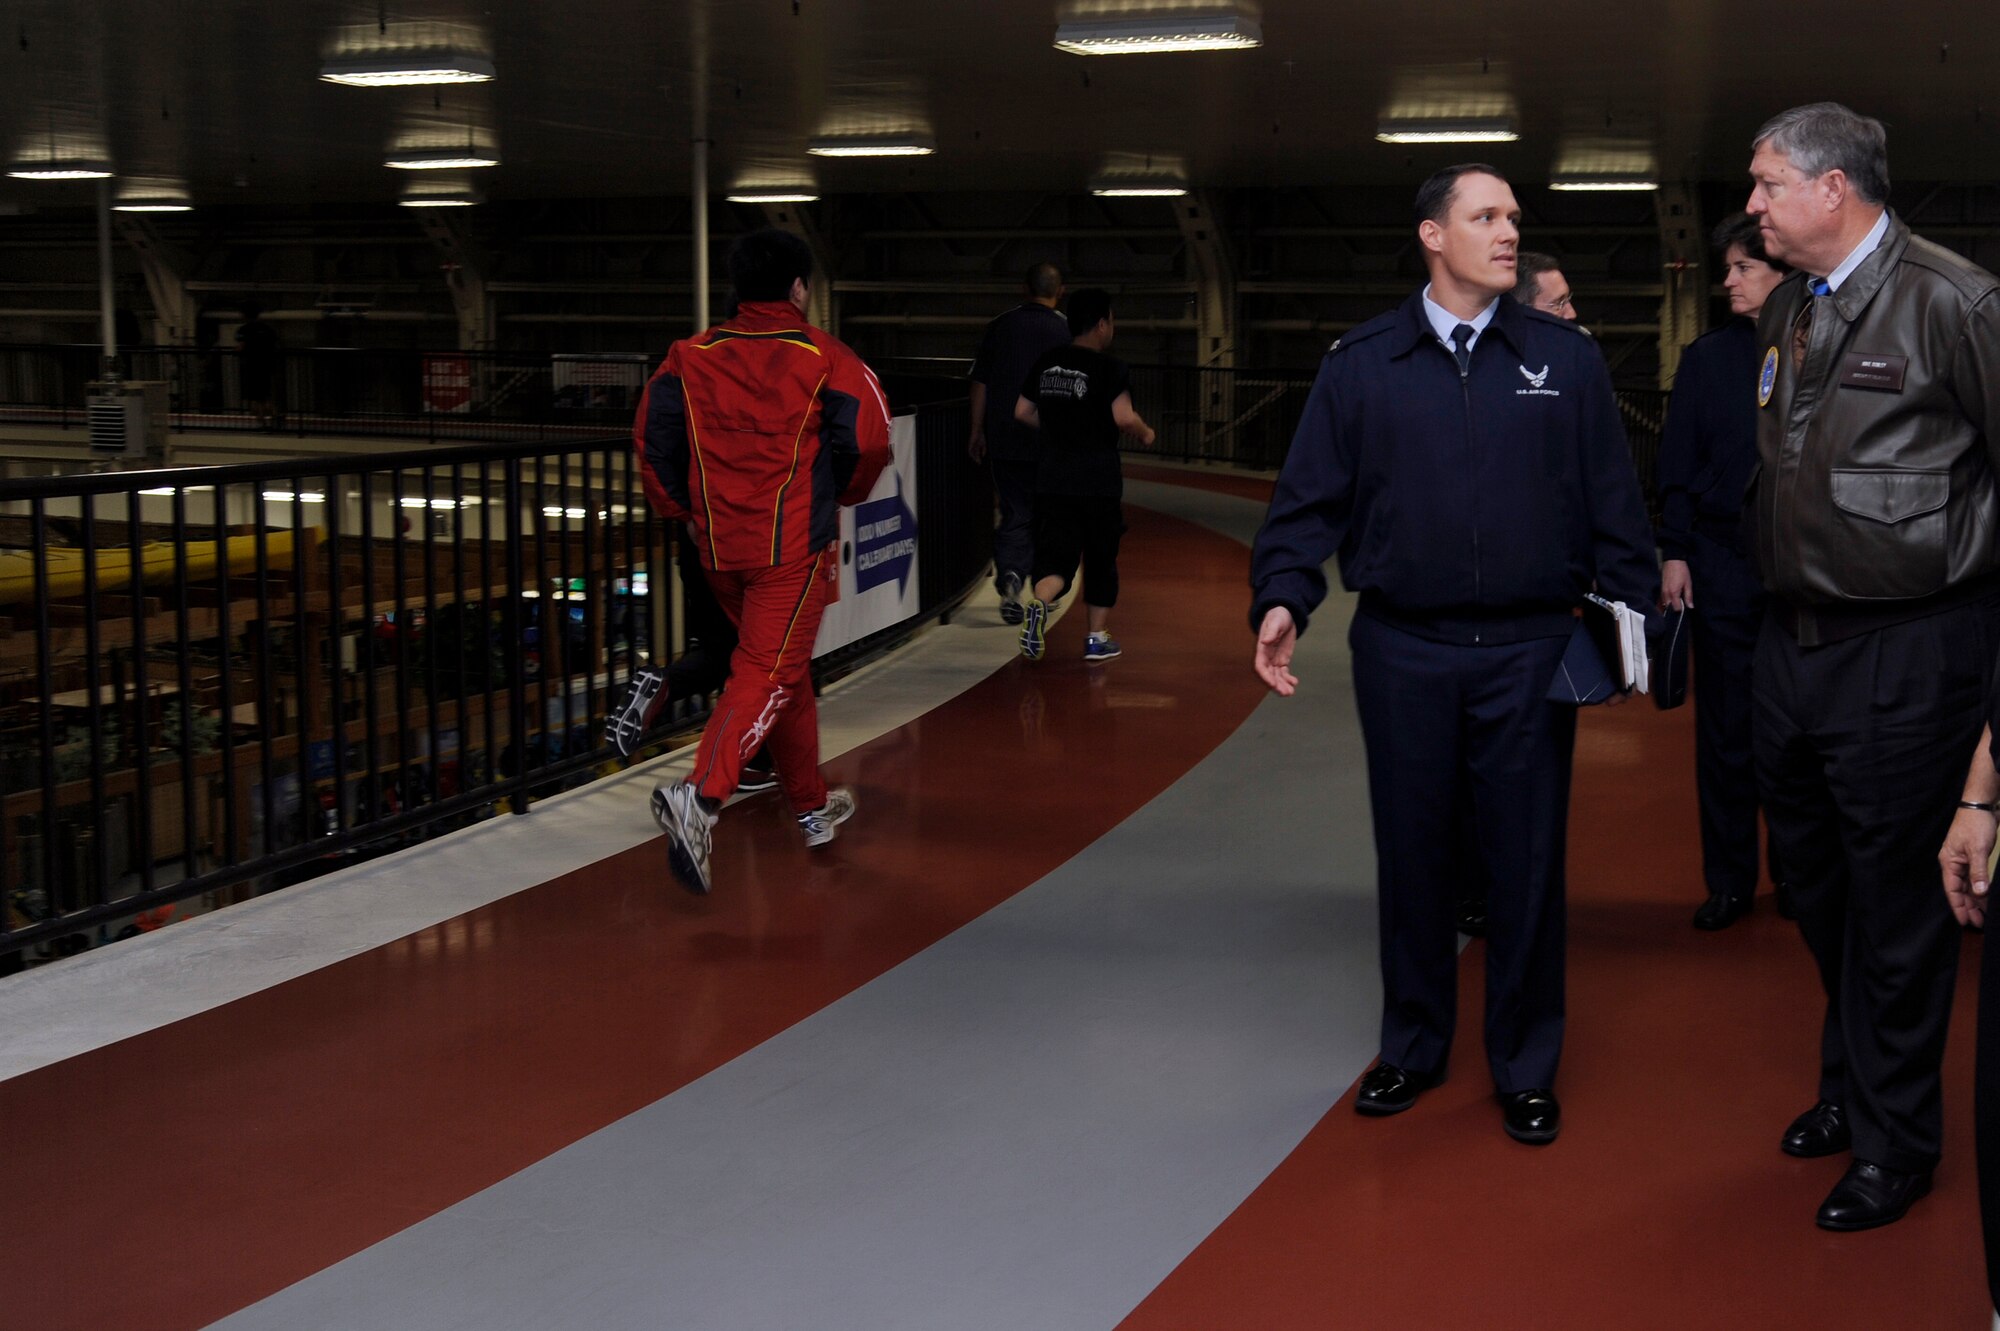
[1250, 164, 1659, 1144]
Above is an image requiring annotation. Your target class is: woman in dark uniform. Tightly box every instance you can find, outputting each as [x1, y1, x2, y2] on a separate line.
[1656, 214, 1791, 930]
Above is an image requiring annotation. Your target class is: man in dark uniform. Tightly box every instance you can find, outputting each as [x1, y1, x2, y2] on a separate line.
[969, 263, 1070, 624]
[1656, 213, 1792, 931]
[1747, 102, 2000, 1231]
[1250, 164, 1658, 1145]
[1939, 722, 2000, 1325]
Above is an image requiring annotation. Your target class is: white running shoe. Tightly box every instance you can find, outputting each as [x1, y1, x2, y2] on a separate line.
[606, 666, 668, 758]
[651, 781, 716, 894]
[797, 785, 857, 848]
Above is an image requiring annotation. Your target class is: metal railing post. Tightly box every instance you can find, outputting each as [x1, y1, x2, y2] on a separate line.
[503, 459, 531, 815]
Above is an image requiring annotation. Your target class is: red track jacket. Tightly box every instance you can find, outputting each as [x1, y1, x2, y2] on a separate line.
[633, 300, 892, 571]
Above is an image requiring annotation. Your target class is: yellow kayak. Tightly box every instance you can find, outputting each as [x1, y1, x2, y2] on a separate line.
[0, 530, 300, 604]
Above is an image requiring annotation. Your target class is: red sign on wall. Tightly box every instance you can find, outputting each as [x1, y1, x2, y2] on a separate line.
[422, 355, 473, 414]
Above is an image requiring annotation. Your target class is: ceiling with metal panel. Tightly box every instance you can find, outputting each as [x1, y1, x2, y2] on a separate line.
[1, 0, 1997, 211]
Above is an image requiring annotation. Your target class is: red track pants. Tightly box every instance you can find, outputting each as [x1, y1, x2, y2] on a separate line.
[688, 550, 830, 815]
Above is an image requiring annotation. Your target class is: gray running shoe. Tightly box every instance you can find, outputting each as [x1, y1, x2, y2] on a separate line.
[998, 571, 1025, 625]
[1018, 598, 1048, 660]
[651, 781, 716, 894]
[797, 785, 857, 848]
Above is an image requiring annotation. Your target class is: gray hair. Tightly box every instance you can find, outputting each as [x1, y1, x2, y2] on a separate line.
[1751, 102, 1890, 205]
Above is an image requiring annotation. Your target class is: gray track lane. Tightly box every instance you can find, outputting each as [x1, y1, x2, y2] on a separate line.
[216, 479, 1382, 1331]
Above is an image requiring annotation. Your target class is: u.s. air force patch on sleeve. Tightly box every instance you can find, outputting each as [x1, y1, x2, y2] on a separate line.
[1758, 346, 1778, 407]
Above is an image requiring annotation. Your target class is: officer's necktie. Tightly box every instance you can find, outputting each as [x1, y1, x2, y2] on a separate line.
[1451, 323, 1476, 376]
[1791, 277, 1832, 372]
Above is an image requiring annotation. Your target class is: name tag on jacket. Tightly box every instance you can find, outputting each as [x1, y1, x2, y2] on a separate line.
[1838, 352, 1907, 392]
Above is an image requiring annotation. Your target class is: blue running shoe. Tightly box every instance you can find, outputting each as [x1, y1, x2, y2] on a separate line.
[1018, 598, 1048, 660]
[1084, 632, 1121, 662]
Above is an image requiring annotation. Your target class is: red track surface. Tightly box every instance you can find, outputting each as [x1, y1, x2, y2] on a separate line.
[1123, 691, 1989, 1330]
[8, 465, 1986, 1329]
[4, 505, 1266, 1331]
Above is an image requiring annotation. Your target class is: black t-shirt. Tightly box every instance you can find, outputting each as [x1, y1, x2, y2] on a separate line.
[969, 304, 1071, 461]
[1023, 344, 1128, 497]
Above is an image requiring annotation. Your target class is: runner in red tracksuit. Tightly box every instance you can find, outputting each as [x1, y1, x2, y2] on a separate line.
[634, 228, 891, 894]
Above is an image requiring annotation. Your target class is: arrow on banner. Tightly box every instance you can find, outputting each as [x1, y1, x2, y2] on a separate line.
[853, 480, 918, 596]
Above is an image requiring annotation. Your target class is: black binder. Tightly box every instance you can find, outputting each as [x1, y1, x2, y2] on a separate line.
[1546, 600, 1625, 705]
[1651, 607, 1690, 710]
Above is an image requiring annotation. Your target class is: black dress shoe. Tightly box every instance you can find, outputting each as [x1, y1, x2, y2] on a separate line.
[1693, 891, 1753, 930]
[1500, 1089, 1561, 1144]
[1456, 897, 1487, 938]
[1815, 1160, 1933, 1231]
[1781, 1100, 1850, 1158]
[1774, 881, 1799, 920]
[1354, 1061, 1443, 1116]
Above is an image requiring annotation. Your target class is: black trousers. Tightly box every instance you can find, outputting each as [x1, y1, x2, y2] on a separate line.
[1688, 529, 1775, 902]
[1350, 613, 1576, 1091]
[991, 458, 1038, 586]
[1753, 600, 1998, 1173]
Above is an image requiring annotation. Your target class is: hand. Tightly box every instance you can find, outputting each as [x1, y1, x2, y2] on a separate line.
[1254, 606, 1299, 695]
[967, 430, 987, 463]
[1139, 426, 1157, 448]
[1940, 808, 1997, 928]
[1660, 559, 1693, 612]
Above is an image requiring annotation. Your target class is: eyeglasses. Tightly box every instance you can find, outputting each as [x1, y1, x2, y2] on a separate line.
[1538, 293, 1575, 314]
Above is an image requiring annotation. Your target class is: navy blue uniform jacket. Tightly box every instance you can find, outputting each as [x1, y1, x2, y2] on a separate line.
[1654, 318, 1757, 560]
[1250, 289, 1658, 644]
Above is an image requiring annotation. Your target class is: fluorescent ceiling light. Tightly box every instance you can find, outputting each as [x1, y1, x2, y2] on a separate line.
[385, 149, 500, 170]
[726, 190, 821, 203]
[8, 160, 113, 180]
[1054, 13, 1262, 55]
[399, 495, 476, 509]
[263, 490, 326, 503]
[138, 485, 214, 495]
[320, 53, 495, 87]
[1091, 181, 1188, 198]
[1549, 175, 1658, 192]
[114, 195, 192, 212]
[398, 187, 482, 208]
[1375, 118, 1519, 144]
[807, 134, 934, 158]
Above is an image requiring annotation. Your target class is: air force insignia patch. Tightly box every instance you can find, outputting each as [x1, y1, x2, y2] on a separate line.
[1759, 346, 1779, 407]
[1519, 364, 1550, 389]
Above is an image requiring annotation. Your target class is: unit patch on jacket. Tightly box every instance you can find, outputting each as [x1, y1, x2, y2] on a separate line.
[1759, 346, 1778, 407]
[1516, 363, 1558, 397]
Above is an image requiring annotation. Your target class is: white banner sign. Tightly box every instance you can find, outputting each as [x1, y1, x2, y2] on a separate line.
[814, 413, 920, 657]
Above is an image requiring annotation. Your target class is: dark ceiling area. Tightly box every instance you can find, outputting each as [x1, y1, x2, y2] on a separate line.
[2, 0, 1999, 212]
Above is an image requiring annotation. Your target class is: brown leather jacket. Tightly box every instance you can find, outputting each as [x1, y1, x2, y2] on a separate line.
[1752, 214, 2000, 642]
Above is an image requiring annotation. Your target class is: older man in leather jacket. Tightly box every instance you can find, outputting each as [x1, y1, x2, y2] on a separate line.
[1747, 102, 2000, 1235]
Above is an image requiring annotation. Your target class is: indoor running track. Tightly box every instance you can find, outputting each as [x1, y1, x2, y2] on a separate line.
[1, 468, 1988, 1331]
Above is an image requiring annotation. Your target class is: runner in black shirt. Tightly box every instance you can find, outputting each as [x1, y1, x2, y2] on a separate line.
[969, 264, 1070, 624]
[1013, 288, 1155, 663]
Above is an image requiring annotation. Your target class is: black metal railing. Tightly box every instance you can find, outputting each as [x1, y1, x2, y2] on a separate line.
[0, 344, 655, 444]
[0, 400, 989, 966]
